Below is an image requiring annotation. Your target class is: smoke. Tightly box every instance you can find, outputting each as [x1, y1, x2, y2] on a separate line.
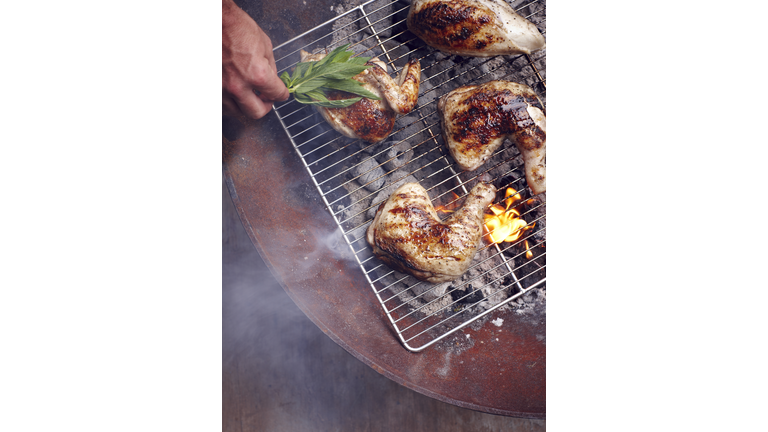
[317, 226, 358, 264]
[277, 224, 361, 283]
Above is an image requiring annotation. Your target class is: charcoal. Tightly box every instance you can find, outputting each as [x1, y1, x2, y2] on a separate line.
[352, 156, 387, 191]
[366, 170, 418, 219]
[382, 139, 414, 171]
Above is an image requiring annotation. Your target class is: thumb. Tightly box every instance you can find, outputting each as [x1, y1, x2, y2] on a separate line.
[256, 72, 290, 102]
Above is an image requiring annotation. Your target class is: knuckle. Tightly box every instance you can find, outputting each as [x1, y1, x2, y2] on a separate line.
[248, 66, 272, 87]
[222, 75, 245, 97]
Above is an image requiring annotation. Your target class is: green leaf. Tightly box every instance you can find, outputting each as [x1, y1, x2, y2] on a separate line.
[329, 50, 353, 65]
[317, 63, 372, 80]
[292, 62, 312, 81]
[279, 71, 291, 87]
[345, 57, 370, 65]
[313, 45, 344, 68]
[303, 90, 329, 102]
[321, 79, 381, 100]
[293, 92, 314, 103]
[282, 44, 380, 107]
[290, 77, 328, 94]
[294, 91, 362, 108]
[316, 98, 363, 108]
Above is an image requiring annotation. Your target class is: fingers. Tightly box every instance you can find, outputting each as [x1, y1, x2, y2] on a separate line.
[240, 93, 274, 119]
[259, 31, 278, 75]
[222, 5, 290, 119]
[225, 89, 274, 120]
[246, 21, 289, 103]
[253, 69, 290, 102]
[223, 95, 245, 118]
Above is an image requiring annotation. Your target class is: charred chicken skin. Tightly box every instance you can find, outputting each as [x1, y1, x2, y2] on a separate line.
[438, 80, 546, 195]
[366, 181, 497, 283]
[299, 50, 421, 143]
[406, 0, 545, 57]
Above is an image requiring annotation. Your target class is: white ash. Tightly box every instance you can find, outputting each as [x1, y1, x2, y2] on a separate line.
[328, 4, 364, 47]
[338, 173, 381, 230]
[381, 139, 414, 171]
[390, 114, 428, 146]
[359, 0, 401, 38]
[512, 288, 546, 316]
[365, 170, 418, 219]
[374, 269, 456, 317]
[351, 156, 387, 191]
[408, 279, 452, 303]
[491, 317, 504, 327]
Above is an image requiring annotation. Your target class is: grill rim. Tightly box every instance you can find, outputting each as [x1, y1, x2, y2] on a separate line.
[222, 0, 547, 417]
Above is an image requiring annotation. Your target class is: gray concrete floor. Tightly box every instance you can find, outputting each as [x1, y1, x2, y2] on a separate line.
[223, 176, 546, 431]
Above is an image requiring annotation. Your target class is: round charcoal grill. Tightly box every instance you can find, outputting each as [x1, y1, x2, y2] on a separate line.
[223, 0, 546, 418]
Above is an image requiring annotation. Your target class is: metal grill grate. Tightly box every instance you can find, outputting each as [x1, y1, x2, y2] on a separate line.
[271, 0, 546, 352]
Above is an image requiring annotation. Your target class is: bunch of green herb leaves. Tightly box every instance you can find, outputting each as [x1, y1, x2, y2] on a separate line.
[279, 44, 381, 108]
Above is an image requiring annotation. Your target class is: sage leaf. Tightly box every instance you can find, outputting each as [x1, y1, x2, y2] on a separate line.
[281, 44, 382, 107]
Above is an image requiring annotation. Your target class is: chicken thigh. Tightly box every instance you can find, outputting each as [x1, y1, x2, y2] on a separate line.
[438, 80, 546, 195]
[300, 50, 421, 143]
[407, 0, 545, 57]
[367, 181, 497, 283]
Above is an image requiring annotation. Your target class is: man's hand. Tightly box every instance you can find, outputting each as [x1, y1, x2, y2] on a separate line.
[222, 0, 289, 119]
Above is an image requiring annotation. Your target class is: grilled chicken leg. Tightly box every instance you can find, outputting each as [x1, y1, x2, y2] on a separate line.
[367, 181, 496, 283]
[438, 80, 546, 194]
[299, 50, 421, 143]
[407, 0, 545, 57]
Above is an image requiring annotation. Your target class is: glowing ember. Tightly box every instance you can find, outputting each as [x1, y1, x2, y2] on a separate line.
[483, 188, 536, 258]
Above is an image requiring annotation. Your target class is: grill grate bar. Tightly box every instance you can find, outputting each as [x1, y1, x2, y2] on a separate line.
[318, 120, 440, 189]
[350, 156, 539, 282]
[384, 221, 543, 318]
[350, 157, 540, 294]
[273, 0, 394, 66]
[376, 227, 544, 330]
[286, 54, 543, 200]
[345, 148, 531, 249]
[325, 96, 529, 226]
[271, 0, 546, 352]
[395, 256, 545, 339]
[331, 135, 444, 211]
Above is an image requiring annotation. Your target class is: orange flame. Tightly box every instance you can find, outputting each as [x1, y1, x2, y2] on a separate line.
[483, 187, 536, 259]
[435, 192, 461, 214]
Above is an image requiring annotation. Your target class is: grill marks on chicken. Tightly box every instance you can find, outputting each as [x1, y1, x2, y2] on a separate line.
[299, 50, 421, 143]
[367, 182, 497, 283]
[438, 80, 546, 194]
[407, 0, 545, 57]
[324, 90, 396, 143]
[413, 3, 494, 49]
